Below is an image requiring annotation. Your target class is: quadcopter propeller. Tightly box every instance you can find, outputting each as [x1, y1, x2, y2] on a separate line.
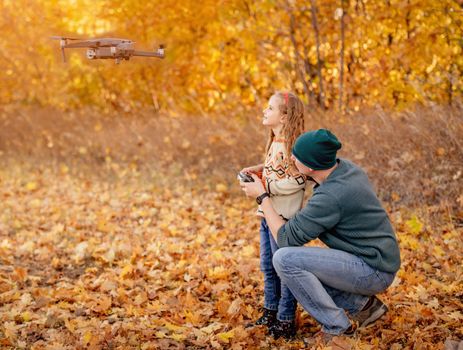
[50, 36, 80, 40]
[61, 47, 66, 63]
[51, 36, 80, 62]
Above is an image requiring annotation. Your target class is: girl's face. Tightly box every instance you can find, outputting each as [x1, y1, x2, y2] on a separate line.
[262, 95, 286, 129]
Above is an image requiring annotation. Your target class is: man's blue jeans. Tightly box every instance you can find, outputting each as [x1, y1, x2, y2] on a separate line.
[259, 219, 297, 321]
[272, 246, 396, 335]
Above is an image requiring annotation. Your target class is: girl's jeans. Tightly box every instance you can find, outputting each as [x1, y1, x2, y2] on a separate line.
[259, 218, 297, 321]
[272, 246, 396, 335]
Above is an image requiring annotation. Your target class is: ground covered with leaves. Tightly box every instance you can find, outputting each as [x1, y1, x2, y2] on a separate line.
[0, 163, 461, 350]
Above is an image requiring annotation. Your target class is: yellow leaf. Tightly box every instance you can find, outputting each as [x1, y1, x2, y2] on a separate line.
[208, 266, 230, 280]
[164, 322, 185, 332]
[30, 198, 41, 208]
[25, 181, 38, 191]
[184, 310, 202, 325]
[60, 164, 69, 174]
[64, 318, 75, 332]
[200, 323, 222, 334]
[83, 331, 92, 344]
[97, 218, 113, 233]
[134, 292, 147, 306]
[19, 241, 35, 254]
[215, 183, 228, 193]
[433, 245, 445, 257]
[170, 333, 187, 341]
[405, 215, 423, 235]
[217, 331, 234, 343]
[211, 251, 225, 260]
[22, 312, 31, 322]
[241, 245, 256, 258]
[120, 265, 133, 279]
[400, 235, 419, 250]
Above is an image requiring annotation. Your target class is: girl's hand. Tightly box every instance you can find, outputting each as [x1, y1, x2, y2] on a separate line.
[241, 164, 264, 175]
[240, 174, 266, 198]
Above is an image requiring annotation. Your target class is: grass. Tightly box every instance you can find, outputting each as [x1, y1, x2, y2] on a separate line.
[1, 103, 461, 218]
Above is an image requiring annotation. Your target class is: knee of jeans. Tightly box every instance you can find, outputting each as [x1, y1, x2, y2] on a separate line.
[272, 247, 292, 275]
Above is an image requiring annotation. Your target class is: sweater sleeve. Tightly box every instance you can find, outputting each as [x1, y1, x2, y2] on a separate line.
[265, 174, 306, 196]
[277, 191, 341, 247]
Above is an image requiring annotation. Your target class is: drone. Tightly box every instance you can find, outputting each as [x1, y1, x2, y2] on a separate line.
[51, 36, 165, 64]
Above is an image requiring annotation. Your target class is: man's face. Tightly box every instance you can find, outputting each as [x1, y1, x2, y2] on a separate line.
[291, 155, 313, 175]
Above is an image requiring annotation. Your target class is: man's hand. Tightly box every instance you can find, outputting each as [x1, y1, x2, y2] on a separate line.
[241, 173, 285, 242]
[240, 174, 266, 198]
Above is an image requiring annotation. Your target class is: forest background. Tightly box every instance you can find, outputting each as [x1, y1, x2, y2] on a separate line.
[0, 0, 462, 349]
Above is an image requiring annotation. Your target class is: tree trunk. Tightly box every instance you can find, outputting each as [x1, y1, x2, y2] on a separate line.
[287, 8, 312, 105]
[302, 45, 317, 104]
[309, 0, 325, 108]
[339, 0, 347, 112]
[444, 5, 454, 105]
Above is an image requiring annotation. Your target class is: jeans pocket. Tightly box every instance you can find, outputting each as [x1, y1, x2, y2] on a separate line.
[354, 270, 389, 295]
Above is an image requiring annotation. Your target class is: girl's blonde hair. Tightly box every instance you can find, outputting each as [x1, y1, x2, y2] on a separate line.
[265, 91, 305, 173]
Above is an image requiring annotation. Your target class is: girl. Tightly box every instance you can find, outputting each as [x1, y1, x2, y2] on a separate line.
[241, 91, 307, 339]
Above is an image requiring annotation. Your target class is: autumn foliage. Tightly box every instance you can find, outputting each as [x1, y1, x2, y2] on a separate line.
[0, 104, 462, 349]
[0, 154, 462, 349]
[0, 0, 462, 112]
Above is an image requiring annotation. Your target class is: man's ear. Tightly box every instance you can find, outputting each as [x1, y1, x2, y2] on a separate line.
[304, 165, 314, 173]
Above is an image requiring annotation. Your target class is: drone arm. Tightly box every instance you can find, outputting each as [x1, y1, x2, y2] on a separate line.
[64, 42, 98, 48]
[132, 50, 165, 58]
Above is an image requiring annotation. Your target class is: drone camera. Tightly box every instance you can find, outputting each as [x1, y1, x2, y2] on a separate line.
[86, 49, 96, 59]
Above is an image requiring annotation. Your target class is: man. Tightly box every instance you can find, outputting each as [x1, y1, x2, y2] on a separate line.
[241, 129, 400, 343]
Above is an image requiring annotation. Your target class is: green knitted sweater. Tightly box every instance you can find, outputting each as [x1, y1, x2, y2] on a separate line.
[277, 159, 401, 273]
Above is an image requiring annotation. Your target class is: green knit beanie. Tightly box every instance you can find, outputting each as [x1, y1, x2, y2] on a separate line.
[292, 129, 342, 170]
